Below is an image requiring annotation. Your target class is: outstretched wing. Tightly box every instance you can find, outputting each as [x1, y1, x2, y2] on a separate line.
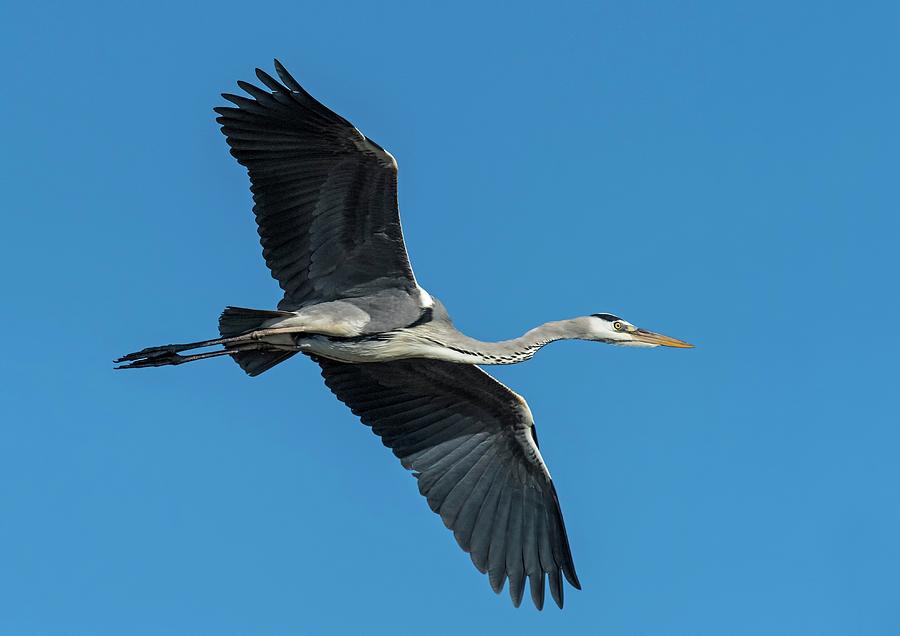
[215, 60, 418, 309]
[313, 357, 581, 609]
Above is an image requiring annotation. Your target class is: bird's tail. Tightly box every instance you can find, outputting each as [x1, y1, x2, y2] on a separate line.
[218, 306, 297, 376]
[114, 306, 297, 376]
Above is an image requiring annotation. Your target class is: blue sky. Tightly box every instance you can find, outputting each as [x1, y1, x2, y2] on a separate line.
[2, 1, 898, 634]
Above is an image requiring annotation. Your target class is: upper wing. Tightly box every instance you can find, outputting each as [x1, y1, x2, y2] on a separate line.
[215, 60, 418, 309]
[313, 356, 581, 609]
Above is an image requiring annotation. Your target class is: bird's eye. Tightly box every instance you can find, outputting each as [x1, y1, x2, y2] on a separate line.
[613, 321, 623, 331]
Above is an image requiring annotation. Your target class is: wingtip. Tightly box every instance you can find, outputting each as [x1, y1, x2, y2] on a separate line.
[549, 570, 565, 608]
[563, 564, 582, 590]
[272, 59, 302, 93]
[488, 571, 506, 595]
[568, 561, 582, 590]
[468, 551, 488, 574]
[509, 578, 525, 608]
[529, 575, 546, 610]
[255, 66, 273, 85]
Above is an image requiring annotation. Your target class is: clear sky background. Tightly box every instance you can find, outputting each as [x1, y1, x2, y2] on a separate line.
[1, 1, 898, 634]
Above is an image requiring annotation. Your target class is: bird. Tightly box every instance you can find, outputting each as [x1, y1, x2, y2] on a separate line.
[115, 60, 693, 610]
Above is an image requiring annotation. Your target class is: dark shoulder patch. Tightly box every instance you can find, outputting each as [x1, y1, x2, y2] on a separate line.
[592, 313, 621, 321]
[407, 307, 434, 329]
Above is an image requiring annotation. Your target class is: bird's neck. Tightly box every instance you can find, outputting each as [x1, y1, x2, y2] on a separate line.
[427, 318, 594, 365]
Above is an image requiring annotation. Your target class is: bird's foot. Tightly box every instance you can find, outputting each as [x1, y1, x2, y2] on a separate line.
[114, 348, 188, 369]
[114, 344, 183, 364]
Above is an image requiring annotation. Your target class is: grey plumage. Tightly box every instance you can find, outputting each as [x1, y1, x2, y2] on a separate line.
[218, 307, 298, 375]
[116, 59, 693, 610]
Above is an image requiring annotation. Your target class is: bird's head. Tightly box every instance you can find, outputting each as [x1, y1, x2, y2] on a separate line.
[586, 313, 694, 348]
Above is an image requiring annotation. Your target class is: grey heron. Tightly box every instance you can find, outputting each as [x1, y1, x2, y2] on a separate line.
[116, 60, 693, 610]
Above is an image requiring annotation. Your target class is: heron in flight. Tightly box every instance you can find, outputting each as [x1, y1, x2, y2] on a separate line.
[116, 60, 693, 609]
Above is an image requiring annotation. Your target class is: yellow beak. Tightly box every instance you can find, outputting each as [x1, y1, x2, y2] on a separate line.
[632, 329, 694, 348]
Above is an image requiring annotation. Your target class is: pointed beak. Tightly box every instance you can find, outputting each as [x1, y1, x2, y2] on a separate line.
[632, 328, 694, 348]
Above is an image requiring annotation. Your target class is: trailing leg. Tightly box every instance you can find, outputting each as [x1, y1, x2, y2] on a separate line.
[114, 342, 280, 370]
[114, 306, 302, 374]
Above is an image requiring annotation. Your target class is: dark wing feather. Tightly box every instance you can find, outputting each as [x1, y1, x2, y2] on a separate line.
[313, 357, 581, 609]
[215, 60, 418, 308]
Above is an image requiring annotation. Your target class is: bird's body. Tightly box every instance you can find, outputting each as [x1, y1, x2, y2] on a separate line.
[239, 293, 595, 365]
[117, 60, 692, 609]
